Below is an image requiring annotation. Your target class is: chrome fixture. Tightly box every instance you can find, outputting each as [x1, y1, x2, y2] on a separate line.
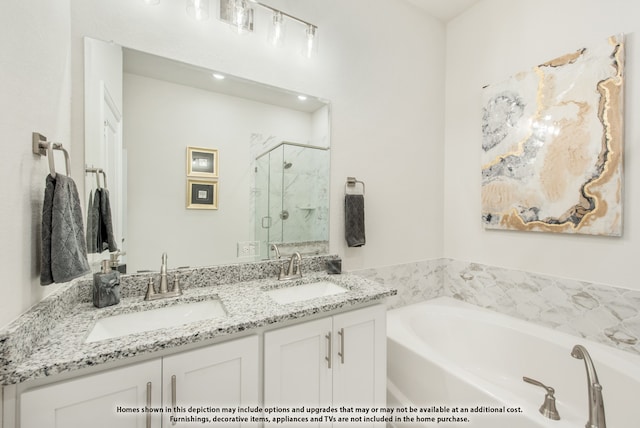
[571, 345, 606, 428]
[523, 376, 561, 420]
[270, 243, 281, 259]
[148, 0, 318, 57]
[273, 249, 302, 281]
[145, 252, 183, 300]
[32, 132, 71, 178]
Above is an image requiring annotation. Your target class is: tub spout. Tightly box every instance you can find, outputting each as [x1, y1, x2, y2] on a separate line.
[571, 344, 606, 428]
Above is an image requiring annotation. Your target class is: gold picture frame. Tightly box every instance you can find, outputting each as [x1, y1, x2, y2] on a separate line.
[187, 146, 218, 178]
[186, 179, 218, 210]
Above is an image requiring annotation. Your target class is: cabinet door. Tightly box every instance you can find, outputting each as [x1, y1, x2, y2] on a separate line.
[20, 359, 162, 428]
[332, 305, 386, 428]
[162, 335, 259, 427]
[264, 317, 332, 427]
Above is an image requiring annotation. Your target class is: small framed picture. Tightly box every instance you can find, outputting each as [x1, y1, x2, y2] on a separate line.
[187, 146, 218, 178]
[186, 179, 218, 210]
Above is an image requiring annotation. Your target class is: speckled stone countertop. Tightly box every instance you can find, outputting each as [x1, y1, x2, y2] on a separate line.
[0, 256, 395, 386]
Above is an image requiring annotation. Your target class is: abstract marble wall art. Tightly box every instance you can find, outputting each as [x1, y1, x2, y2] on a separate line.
[481, 35, 624, 236]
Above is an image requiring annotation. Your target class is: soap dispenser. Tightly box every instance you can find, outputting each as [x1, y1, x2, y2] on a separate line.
[93, 260, 121, 308]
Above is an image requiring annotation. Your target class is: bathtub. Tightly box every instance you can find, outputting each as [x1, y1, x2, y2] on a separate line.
[386, 297, 640, 427]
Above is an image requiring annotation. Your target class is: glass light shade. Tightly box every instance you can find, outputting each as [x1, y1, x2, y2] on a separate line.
[267, 11, 286, 47]
[231, 0, 252, 34]
[186, 0, 210, 21]
[301, 25, 318, 58]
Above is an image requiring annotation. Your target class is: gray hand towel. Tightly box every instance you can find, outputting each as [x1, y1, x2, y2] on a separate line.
[87, 188, 118, 253]
[41, 174, 91, 285]
[345, 194, 366, 247]
[86, 189, 96, 253]
[97, 188, 118, 252]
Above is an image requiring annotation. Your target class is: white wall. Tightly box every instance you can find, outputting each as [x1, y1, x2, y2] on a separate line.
[124, 73, 315, 271]
[0, 0, 71, 328]
[70, 0, 447, 271]
[444, 0, 640, 290]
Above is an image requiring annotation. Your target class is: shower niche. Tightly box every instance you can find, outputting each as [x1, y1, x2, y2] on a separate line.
[255, 142, 330, 259]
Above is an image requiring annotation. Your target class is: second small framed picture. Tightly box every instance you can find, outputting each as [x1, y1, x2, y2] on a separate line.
[186, 179, 218, 210]
[187, 146, 218, 178]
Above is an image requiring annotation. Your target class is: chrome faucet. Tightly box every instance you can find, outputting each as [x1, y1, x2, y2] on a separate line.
[271, 245, 302, 281]
[145, 252, 183, 300]
[571, 344, 606, 428]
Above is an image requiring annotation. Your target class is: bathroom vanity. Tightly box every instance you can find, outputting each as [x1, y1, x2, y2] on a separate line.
[0, 256, 395, 427]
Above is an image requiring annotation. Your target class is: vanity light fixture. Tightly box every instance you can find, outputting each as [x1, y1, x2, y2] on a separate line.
[186, 0, 210, 21]
[215, 0, 318, 57]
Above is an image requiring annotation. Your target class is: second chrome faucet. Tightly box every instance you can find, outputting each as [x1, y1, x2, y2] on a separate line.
[145, 252, 183, 301]
[271, 244, 302, 280]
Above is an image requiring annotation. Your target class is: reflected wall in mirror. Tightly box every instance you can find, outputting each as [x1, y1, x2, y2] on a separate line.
[84, 37, 331, 273]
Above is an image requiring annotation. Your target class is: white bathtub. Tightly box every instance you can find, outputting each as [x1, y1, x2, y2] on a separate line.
[387, 297, 640, 427]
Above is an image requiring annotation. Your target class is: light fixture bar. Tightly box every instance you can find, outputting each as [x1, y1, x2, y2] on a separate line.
[248, 0, 317, 30]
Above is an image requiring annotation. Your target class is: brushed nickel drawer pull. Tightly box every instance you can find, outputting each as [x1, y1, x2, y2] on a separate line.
[146, 382, 152, 428]
[171, 375, 177, 425]
[325, 332, 332, 369]
[338, 328, 345, 364]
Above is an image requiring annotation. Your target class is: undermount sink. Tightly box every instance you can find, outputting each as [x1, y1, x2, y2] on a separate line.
[265, 281, 348, 305]
[85, 299, 227, 343]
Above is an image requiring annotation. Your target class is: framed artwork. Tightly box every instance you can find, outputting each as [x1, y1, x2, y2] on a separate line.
[186, 179, 218, 210]
[187, 146, 218, 178]
[481, 34, 624, 236]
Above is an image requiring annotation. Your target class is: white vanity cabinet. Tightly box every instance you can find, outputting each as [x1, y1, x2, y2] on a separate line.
[18, 335, 259, 428]
[20, 359, 162, 428]
[162, 335, 259, 427]
[264, 304, 386, 427]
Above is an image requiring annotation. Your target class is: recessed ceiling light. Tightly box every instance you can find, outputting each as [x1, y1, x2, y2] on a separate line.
[212, 73, 226, 80]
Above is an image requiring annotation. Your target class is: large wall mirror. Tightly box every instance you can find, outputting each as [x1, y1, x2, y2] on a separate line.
[84, 37, 331, 273]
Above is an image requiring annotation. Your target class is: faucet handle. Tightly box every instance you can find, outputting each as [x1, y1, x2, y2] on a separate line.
[172, 273, 183, 295]
[523, 376, 561, 420]
[145, 277, 157, 300]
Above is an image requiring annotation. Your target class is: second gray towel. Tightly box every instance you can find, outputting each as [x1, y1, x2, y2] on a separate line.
[87, 188, 118, 253]
[345, 194, 366, 247]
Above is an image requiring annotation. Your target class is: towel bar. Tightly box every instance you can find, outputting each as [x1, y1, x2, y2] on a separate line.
[86, 167, 108, 189]
[345, 176, 365, 195]
[32, 132, 71, 178]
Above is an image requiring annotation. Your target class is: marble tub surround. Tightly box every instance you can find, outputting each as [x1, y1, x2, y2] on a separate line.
[351, 259, 445, 310]
[352, 258, 640, 355]
[0, 259, 395, 386]
[445, 259, 640, 355]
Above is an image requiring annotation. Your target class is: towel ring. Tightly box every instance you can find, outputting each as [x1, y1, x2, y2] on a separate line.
[345, 176, 365, 195]
[32, 132, 71, 178]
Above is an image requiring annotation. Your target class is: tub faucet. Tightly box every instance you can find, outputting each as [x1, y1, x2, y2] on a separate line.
[571, 344, 606, 428]
[145, 252, 183, 301]
[523, 377, 560, 420]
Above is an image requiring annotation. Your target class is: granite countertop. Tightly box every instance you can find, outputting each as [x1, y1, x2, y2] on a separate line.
[0, 262, 395, 386]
